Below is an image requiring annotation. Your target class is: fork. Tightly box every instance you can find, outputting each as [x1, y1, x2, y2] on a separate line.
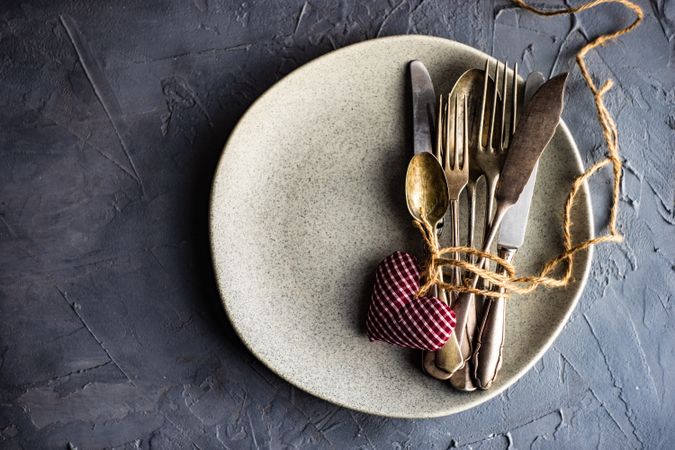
[450, 65, 503, 391]
[440, 94, 470, 290]
[476, 60, 518, 243]
[431, 93, 470, 374]
[474, 60, 518, 304]
[452, 59, 518, 361]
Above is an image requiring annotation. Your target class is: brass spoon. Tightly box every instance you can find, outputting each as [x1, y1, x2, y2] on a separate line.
[405, 152, 463, 380]
[405, 152, 449, 225]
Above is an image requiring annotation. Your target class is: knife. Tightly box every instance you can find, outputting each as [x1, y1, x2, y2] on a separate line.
[472, 72, 546, 389]
[452, 72, 568, 355]
[410, 61, 464, 379]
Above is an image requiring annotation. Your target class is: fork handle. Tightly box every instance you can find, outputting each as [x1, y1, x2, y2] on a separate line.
[422, 223, 464, 378]
[430, 240, 464, 376]
[472, 246, 516, 389]
[449, 198, 461, 288]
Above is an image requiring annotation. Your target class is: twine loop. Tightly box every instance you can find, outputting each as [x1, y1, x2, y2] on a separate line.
[415, 0, 640, 299]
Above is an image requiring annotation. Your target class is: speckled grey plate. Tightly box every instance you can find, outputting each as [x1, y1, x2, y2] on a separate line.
[210, 35, 593, 418]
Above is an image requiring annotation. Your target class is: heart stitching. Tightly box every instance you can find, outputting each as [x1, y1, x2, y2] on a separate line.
[366, 251, 456, 351]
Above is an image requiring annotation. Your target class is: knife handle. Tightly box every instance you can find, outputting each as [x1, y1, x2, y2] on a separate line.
[472, 246, 516, 390]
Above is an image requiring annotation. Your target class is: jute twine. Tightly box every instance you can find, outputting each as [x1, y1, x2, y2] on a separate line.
[417, 0, 643, 299]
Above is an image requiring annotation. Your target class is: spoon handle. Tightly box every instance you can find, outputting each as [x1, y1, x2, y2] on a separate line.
[425, 227, 464, 377]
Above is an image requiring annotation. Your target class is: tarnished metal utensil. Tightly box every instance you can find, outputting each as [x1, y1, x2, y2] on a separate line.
[451, 72, 569, 350]
[448, 64, 509, 392]
[426, 69, 488, 382]
[472, 71, 546, 390]
[427, 92, 471, 379]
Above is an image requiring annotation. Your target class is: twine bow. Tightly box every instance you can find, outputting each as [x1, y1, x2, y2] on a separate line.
[416, 0, 642, 299]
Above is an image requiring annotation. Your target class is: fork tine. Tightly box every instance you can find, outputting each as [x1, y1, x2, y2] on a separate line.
[444, 95, 451, 170]
[454, 94, 460, 170]
[463, 94, 469, 170]
[488, 61, 500, 152]
[435, 94, 443, 162]
[500, 61, 509, 151]
[511, 62, 519, 138]
[478, 60, 489, 149]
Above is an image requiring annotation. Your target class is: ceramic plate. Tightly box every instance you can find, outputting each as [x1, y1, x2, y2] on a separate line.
[209, 35, 593, 418]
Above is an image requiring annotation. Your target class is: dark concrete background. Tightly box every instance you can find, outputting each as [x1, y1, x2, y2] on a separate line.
[0, 0, 673, 448]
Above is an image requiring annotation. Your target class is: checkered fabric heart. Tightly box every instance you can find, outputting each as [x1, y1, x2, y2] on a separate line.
[366, 251, 456, 351]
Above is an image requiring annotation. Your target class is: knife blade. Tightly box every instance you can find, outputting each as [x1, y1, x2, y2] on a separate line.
[495, 72, 567, 207]
[472, 72, 548, 390]
[410, 61, 436, 155]
[497, 71, 545, 250]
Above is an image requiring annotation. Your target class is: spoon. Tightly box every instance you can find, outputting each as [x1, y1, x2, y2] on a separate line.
[405, 152, 463, 379]
[405, 152, 449, 226]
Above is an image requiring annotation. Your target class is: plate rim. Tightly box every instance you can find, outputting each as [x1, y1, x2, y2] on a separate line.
[209, 34, 595, 418]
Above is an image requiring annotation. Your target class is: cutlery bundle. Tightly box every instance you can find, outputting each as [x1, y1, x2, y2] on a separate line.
[367, 59, 568, 391]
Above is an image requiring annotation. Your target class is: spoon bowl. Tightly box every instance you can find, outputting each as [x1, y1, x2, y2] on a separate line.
[405, 152, 449, 225]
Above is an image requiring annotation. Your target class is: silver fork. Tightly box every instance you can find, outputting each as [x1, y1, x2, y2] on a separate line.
[440, 94, 470, 290]
[476, 60, 518, 251]
[432, 93, 470, 374]
[474, 60, 517, 312]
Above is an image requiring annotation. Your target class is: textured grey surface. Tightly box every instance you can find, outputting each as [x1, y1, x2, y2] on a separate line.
[0, 0, 673, 448]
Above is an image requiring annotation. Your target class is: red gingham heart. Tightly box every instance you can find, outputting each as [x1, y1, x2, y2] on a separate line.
[366, 251, 456, 351]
